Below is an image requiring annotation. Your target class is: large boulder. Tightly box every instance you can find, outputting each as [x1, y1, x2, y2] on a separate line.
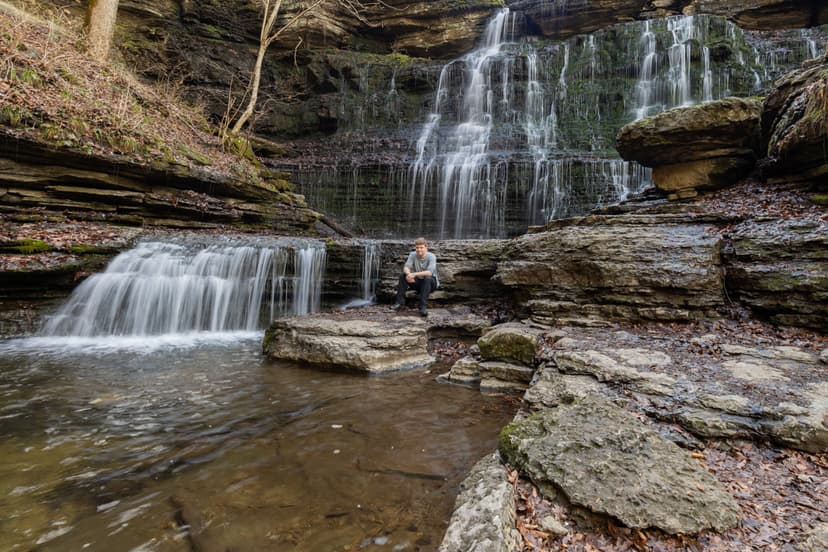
[494, 214, 725, 325]
[617, 97, 762, 198]
[263, 314, 432, 372]
[499, 395, 740, 535]
[761, 51, 828, 187]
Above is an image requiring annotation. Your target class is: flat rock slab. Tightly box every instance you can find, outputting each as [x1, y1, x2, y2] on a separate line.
[499, 395, 740, 535]
[264, 314, 432, 373]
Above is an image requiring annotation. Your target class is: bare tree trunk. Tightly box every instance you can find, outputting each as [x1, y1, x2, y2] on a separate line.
[228, 0, 370, 139]
[229, 35, 269, 136]
[86, 0, 120, 62]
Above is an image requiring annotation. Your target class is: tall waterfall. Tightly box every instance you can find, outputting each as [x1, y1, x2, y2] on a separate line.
[42, 238, 327, 337]
[287, 12, 827, 239]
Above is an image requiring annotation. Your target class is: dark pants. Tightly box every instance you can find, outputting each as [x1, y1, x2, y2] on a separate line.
[395, 274, 437, 310]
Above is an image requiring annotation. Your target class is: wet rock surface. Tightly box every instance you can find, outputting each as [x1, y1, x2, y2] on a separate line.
[535, 324, 828, 453]
[500, 395, 741, 535]
[442, 317, 827, 550]
[724, 218, 828, 331]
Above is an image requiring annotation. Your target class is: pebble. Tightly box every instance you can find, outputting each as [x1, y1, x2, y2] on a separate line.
[539, 516, 569, 536]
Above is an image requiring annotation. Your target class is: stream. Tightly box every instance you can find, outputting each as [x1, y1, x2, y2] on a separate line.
[0, 334, 516, 551]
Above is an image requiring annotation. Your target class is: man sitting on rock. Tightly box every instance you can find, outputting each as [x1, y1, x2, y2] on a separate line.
[391, 237, 439, 317]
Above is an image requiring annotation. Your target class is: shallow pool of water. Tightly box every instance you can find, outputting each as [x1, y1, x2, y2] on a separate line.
[0, 334, 516, 551]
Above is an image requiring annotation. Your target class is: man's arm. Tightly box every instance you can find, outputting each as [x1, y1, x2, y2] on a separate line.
[403, 252, 415, 275]
[423, 253, 436, 278]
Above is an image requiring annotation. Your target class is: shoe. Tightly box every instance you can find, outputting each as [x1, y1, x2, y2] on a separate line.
[419, 308, 428, 318]
[391, 303, 403, 311]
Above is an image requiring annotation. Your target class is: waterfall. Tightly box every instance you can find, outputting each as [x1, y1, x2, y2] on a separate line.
[666, 16, 696, 107]
[803, 33, 819, 59]
[287, 13, 826, 239]
[42, 238, 327, 337]
[702, 46, 713, 102]
[338, 240, 381, 309]
[409, 8, 514, 239]
[633, 21, 657, 120]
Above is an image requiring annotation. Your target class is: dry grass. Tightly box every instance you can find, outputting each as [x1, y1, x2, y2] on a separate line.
[0, 6, 262, 184]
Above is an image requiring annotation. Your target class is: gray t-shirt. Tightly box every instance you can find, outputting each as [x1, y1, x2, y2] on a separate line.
[405, 251, 439, 288]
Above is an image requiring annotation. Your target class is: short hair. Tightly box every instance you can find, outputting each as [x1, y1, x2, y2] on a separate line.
[414, 237, 427, 246]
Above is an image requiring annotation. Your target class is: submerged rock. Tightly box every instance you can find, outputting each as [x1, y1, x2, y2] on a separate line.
[263, 315, 432, 373]
[499, 395, 740, 535]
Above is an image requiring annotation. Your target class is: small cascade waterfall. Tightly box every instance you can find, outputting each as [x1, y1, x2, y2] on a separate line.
[360, 241, 380, 303]
[42, 238, 327, 337]
[287, 12, 827, 239]
[338, 240, 381, 309]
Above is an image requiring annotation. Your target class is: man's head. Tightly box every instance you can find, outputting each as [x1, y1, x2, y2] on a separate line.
[414, 237, 428, 257]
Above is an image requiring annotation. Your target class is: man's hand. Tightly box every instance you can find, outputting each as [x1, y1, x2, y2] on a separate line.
[406, 273, 416, 283]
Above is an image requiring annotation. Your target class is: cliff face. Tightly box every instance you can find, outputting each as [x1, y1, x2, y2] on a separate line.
[513, 0, 828, 39]
[7, 0, 828, 238]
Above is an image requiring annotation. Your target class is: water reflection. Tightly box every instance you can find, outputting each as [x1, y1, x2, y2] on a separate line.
[0, 336, 515, 551]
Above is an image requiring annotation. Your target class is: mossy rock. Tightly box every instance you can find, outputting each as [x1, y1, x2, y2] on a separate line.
[1, 239, 53, 254]
[477, 322, 543, 366]
[812, 194, 828, 206]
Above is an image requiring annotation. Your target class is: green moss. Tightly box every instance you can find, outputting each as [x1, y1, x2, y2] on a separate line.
[10, 65, 39, 85]
[811, 194, 828, 206]
[386, 52, 415, 66]
[0, 105, 30, 127]
[67, 244, 114, 254]
[225, 136, 259, 164]
[15, 239, 52, 254]
[179, 145, 212, 166]
[498, 414, 543, 466]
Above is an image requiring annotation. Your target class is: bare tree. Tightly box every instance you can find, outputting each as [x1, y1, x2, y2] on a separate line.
[227, 0, 373, 138]
[86, 0, 120, 62]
